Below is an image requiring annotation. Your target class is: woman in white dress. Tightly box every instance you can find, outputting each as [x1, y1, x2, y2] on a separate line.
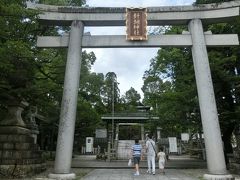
[157, 147, 167, 174]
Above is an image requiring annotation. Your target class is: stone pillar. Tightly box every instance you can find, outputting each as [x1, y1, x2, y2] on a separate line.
[114, 123, 119, 158]
[141, 124, 144, 140]
[189, 19, 233, 180]
[157, 127, 161, 140]
[115, 123, 119, 141]
[107, 141, 111, 162]
[49, 21, 84, 180]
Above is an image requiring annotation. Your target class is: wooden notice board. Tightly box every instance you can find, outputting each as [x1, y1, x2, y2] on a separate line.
[126, 8, 147, 41]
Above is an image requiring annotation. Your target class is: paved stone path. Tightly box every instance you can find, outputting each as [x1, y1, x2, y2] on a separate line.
[72, 155, 207, 169]
[81, 169, 207, 180]
[7, 155, 237, 180]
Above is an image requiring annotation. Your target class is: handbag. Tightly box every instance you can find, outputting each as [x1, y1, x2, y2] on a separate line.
[128, 158, 132, 166]
[150, 141, 158, 157]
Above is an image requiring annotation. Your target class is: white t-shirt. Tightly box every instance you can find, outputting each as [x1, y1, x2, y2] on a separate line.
[146, 139, 156, 156]
[157, 152, 166, 162]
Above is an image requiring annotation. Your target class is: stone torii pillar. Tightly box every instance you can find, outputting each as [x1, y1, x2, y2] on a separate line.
[189, 19, 233, 180]
[49, 20, 84, 180]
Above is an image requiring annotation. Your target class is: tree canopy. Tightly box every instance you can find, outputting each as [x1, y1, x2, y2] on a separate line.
[142, 0, 240, 156]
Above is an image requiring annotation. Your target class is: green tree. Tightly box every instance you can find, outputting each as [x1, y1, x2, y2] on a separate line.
[142, 0, 240, 161]
[0, 0, 39, 105]
[0, 0, 107, 151]
[142, 26, 198, 137]
[121, 87, 141, 112]
[102, 72, 120, 112]
[124, 87, 141, 105]
[38, 0, 86, 6]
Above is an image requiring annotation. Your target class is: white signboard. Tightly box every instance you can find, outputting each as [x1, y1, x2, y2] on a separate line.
[86, 137, 94, 153]
[168, 137, 178, 153]
[181, 133, 189, 142]
[95, 129, 107, 138]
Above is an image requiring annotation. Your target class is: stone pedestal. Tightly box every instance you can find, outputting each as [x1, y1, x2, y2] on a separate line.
[0, 126, 46, 178]
[49, 173, 76, 180]
[203, 174, 234, 180]
[0, 103, 46, 178]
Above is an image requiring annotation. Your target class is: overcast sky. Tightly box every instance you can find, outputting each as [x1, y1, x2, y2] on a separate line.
[84, 0, 195, 99]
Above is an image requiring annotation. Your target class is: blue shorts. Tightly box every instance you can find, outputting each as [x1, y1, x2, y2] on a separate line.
[133, 156, 140, 164]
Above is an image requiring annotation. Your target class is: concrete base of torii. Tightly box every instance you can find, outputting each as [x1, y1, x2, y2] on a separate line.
[48, 173, 76, 180]
[203, 174, 234, 180]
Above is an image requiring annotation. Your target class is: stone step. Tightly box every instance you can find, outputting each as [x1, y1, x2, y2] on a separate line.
[0, 150, 42, 159]
[0, 135, 34, 143]
[0, 142, 39, 151]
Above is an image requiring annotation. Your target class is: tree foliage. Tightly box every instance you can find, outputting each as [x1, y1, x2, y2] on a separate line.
[0, 0, 123, 151]
[142, 26, 198, 137]
[142, 0, 240, 157]
[0, 0, 39, 104]
[124, 87, 141, 105]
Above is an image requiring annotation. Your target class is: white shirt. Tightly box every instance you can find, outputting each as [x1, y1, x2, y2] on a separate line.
[146, 139, 156, 156]
[157, 152, 166, 162]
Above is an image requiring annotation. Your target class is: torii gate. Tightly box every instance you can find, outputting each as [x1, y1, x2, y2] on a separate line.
[28, 1, 240, 180]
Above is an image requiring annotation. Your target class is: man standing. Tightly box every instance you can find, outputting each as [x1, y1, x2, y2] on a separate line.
[146, 134, 156, 175]
[131, 139, 142, 176]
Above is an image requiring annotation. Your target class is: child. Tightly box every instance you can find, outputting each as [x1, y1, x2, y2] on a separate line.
[131, 139, 142, 176]
[157, 147, 167, 174]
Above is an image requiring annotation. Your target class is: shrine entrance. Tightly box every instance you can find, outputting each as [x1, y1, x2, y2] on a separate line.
[118, 124, 141, 140]
[101, 105, 159, 159]
[28, 1, 240, 179]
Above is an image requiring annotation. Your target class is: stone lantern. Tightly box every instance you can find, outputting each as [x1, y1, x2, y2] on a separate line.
[0, 101, 45, 178]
